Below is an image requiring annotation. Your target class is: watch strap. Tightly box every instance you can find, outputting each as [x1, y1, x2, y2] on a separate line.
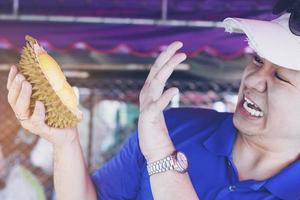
[147, 152, 177, 176]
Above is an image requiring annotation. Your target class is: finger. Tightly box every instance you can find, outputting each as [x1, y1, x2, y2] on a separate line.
[145, 41, 183, 84]
[148, 53, 186, 100]
[14, 81, 32, 118]
[154, 41, 183, 69]
[7, 74, 25, 106]
[21, 101, 54, 140]
[153, 87, 179, 112]
[7, 65, 18, 90]
[28, 101, 50, 134]
[155, 53, 186, 85]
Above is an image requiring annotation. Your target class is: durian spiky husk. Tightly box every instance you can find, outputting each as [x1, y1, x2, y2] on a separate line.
[18, 35, 82, 128]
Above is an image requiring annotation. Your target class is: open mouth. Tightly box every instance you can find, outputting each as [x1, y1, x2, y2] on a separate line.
[242, 96, 264, 118]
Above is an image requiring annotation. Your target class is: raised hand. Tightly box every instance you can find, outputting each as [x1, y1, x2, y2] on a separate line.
[7, 65, 78, 147]
[138, 41, 186, 163]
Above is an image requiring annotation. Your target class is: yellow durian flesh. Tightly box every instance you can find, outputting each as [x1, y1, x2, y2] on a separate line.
[18, 35, 82, 128]
[38, 53, 78, 113]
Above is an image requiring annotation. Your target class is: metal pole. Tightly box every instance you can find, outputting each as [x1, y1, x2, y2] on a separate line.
[12, 0, 19, 16]
[87, 89, 95, 170]
[161, 0, 168, 21]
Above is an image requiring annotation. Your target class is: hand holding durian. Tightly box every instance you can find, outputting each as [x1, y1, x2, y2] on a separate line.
[7, 35, 82, 146]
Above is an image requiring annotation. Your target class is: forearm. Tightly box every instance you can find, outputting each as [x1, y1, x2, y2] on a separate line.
[53, 134, 97, 200]
[150, 171, 199, 200]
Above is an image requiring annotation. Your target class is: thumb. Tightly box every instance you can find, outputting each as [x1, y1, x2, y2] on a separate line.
[31, 101, 46, 123]
[30, 101, 50, 137]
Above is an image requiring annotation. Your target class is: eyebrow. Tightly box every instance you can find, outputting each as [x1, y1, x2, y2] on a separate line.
[280, 67, 298, 75]
[278, 68, 300, 87]
[278, 68, 294, 79]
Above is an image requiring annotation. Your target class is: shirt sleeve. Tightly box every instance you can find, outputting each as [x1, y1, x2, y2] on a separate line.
[91, 130, 145, 200]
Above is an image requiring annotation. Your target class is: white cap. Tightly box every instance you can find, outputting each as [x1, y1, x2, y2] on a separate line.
[223, 14, 300, 71]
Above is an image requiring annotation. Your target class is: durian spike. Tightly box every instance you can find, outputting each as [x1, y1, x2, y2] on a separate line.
[18, 35, 82, 128]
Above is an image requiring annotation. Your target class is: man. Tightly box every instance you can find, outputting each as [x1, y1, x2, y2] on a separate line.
[6, 10, 300, 200]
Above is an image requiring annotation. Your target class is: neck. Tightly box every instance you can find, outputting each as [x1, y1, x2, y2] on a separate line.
[232, 132, 300, 181]
[236, 132, 300, 158]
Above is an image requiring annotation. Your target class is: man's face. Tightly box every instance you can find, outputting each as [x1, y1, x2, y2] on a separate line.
[233, 54, 300, 139]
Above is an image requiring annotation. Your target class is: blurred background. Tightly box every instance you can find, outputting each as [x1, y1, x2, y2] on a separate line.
[0, 0, 278, 199]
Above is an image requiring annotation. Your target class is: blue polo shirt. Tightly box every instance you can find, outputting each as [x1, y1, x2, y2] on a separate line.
[91, 107, 300, 200]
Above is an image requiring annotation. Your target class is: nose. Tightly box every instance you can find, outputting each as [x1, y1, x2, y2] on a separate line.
[243, 65, 269, 93]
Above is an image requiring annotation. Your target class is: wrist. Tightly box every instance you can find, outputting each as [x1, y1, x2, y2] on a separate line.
[53, 129, 80, 150]
[145, 145, 176, 163]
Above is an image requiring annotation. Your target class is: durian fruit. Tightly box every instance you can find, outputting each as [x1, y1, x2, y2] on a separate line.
[18, 35, 82, 128]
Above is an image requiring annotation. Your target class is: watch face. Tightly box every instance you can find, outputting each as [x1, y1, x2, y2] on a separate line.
[176, 152, 188, 172]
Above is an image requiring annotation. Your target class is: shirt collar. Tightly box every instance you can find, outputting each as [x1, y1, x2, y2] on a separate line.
[202, 113, 300, 200]
[264, 159, 300, 200]
[203, 113, 237, 157]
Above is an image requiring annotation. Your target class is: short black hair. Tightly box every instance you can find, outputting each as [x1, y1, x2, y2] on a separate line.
[273, 0, 300, 14]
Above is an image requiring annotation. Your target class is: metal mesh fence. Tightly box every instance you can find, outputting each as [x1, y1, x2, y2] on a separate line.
[0, 70, 239, 200]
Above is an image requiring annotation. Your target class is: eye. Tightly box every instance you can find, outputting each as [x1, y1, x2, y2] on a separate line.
[274, 71, 289, 83]
[253, 54, 264, 66]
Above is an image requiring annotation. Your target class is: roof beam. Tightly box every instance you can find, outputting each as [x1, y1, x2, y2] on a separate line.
[0, 14, 224, 28]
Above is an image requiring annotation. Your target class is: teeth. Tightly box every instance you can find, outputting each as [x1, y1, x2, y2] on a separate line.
[243, 99, 264, 117]
[244, 97, 254, 105]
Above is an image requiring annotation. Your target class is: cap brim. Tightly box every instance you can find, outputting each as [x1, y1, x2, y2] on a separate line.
[223, 16, 300, 71]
